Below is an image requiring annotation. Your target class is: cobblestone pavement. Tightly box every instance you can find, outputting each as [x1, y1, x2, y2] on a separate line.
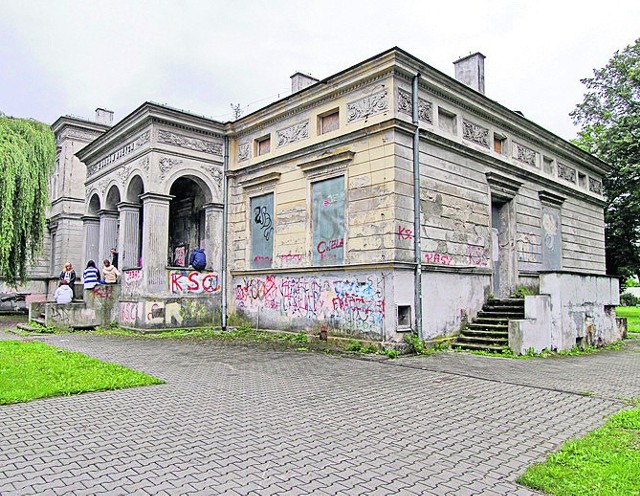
[1, 329, 638, 496]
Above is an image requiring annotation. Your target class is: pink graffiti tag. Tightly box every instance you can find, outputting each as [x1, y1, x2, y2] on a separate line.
[423, 252, 453, 266]
[397, 225, 414, 240]
[467, 245, 489, 267]
[170, 271, 221, 294]
[317, 238, 344, 254]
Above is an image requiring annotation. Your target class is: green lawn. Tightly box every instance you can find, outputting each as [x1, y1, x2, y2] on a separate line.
[517, 404, 640, 495]
[0, 340, 163, 405]
[616, 306, 640, 333]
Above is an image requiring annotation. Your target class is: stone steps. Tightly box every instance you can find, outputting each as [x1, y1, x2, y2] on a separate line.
[454, 298, 525, 352]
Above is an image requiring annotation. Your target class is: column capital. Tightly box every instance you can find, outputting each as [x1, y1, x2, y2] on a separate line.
[203, 202, 224, 212]
[81, 215, 100, 223]
[117, 201, 142, 211]
[98, 209, 119, 218]
[140, 192, 174, 204]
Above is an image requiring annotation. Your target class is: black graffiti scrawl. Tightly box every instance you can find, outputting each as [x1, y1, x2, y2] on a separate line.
[250, 194, 274, 269]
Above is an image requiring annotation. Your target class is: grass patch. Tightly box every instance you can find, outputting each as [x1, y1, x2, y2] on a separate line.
[0, 340, 163, 405]
[517, 402, 640, 495]
[616, 306, 640, 334]
[459, 341, 625, 359]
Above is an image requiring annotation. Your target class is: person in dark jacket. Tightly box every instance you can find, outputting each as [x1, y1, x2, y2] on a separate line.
[189, 248, 207, 271]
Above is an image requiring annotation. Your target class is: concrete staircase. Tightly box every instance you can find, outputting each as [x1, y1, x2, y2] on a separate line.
[452, 298, 525, 352]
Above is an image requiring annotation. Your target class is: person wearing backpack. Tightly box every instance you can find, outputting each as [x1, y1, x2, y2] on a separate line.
[189, 248, 207, 271]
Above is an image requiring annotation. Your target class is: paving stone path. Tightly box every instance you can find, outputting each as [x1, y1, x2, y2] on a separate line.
[1, 328, 638, 495]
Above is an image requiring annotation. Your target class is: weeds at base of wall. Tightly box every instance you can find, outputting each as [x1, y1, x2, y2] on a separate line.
[403, 334, 452, 356]
[460, 340, 626, 359]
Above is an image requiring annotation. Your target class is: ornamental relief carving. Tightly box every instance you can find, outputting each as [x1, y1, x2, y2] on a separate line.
[513, 142, 537, 167]
[396, 89, 433, 123]
[462, 120, 489, 148]
[276, 121, 309, 147]
[203, 164, 223, 189]
[87, 130, 149, 177]
[589, 177, 602, 194]
[159, 157, 183, 181]
[238, 143, 250, 162]
[347, 89, 388, 122]
[557, 163, 577, 183]
[158, 130, 222, 156]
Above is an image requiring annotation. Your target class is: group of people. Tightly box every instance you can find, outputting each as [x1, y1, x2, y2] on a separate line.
[54, 249, 121, 304]
[53, 247, 207, 304]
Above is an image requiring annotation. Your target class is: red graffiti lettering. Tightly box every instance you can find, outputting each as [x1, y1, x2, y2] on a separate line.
[397, 225, 414, 240]
[467, 245, 489, 267]
[424, 252, 453, 266]
[317, 238, 344, 254]
[170, 272, 183, 292]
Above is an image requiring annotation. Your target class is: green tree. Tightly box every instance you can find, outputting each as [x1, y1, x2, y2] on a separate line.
[571, 38, 640, 280]
[0, 116, 55, 285]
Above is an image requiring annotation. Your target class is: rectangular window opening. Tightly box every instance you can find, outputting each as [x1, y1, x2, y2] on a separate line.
[256, 135, 271, 156]
[397, 305, 411, 329]
[319, 109, 339, 135]
[438, 107, 456, 133]
[493, 133, 506, 154]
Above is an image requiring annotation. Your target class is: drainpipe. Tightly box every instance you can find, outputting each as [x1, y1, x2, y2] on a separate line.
[412, 73, 423, 340]
[221, 135, 229, 331]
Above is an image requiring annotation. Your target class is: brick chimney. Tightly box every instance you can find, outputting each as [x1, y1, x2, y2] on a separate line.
[95, 108, 114, 125]
[290, 72, 319, 93]
[453, 53, 485, 94]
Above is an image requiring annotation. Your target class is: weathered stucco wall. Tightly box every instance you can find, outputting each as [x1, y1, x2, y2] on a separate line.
[232, 271, 390, 340]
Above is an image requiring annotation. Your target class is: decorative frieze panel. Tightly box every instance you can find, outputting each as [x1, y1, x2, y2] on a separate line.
[202, 164, 223, 189]
[462, 120, 489, 148]
[396, 89, 433, 123]
[87, 130, 150, 177]
[57, 128, 102, 143]
[347, 89, 388, 122]
[513, 142, 537, 167]
[158, 130, 222, 156]
[558, 163, 577, 183]
[238, 143, 250, 162]
[276, 121, 309, 147]
[159, 157, 183, 181]
[589, 177, 603, 194]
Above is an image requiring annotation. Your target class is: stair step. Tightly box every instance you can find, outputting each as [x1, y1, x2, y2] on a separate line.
[460, 329, 508, 338]
[457, 335, 508, 344]
[468, 323, 508, 331]
[31, 318, 46, 326]
[482, 305, 525, 313]
[487, 298, 525, 306]
[451, 342, 508, 353]
[474, 317, 509, 324]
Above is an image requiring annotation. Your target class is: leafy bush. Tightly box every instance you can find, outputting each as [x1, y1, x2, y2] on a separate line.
[620, 292, 639, 307]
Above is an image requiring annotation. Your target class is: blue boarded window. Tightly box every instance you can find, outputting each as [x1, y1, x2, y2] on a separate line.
[250, 194, 274, 269]
[312, 176, 345, 265]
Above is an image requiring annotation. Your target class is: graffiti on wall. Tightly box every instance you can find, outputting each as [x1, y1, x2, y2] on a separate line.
[517, 233, 541, 263]
[122, 269, 142, 295]
[312, 177, 345, 265]
[397, 225, 414, 240]
[278, 253, 304, 266]
[234, 274, 385, 332]
[169, 270, 221, 294]
[251, 194, 274, 269]
[119, 301, 138, 324]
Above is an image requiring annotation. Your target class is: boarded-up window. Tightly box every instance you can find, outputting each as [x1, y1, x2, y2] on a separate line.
[251, 194, 274, 269]
[257, 136, 271, 156]
[494, 134, 506, 154]
[319, 110, 339, 134]
[312, 176, 345, 265]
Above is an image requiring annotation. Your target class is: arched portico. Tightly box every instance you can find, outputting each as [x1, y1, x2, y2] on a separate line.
[118, 175, 145, 269]
[82, 193, 102, 266]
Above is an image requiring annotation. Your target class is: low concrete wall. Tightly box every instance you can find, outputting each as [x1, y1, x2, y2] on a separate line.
[30, 301, 101, 330]
[540, 272, 621, 350]
[509, 295, 552, 354]
[421, 271, 491, 339]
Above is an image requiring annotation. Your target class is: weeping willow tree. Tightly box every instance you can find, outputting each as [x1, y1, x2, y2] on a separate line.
[0, 116, 55, 286]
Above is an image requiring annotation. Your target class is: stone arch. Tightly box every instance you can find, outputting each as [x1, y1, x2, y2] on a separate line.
[163, 168, 215, 204]
[166, 172, 215, 267]
[105, 184, 122, 210]
[126, 174, 145, 204]
[87, 193, 101, 215]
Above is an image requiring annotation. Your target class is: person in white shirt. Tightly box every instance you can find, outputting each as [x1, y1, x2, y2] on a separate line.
[54, 280, 73, 304]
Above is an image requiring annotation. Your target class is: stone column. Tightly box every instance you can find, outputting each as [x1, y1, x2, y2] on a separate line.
[99, 209, 119, 264]
[204, 203, 223, 272]
[82, 215, 100, 266]
[140, 193, 173, 294]
[117, 202, 142, 269]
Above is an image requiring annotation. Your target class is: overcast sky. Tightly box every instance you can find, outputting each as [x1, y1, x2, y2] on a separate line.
[1, 1, 638, 140]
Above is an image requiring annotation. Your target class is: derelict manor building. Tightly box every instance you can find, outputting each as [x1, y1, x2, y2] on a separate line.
[32, 47, 621, 352]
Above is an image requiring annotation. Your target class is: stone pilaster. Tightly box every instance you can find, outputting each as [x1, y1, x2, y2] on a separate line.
[204, 203, 223, 272]
[117, 202, 142, 269]
[140, 193, 173, 293]
[82, 215, 100, 266]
